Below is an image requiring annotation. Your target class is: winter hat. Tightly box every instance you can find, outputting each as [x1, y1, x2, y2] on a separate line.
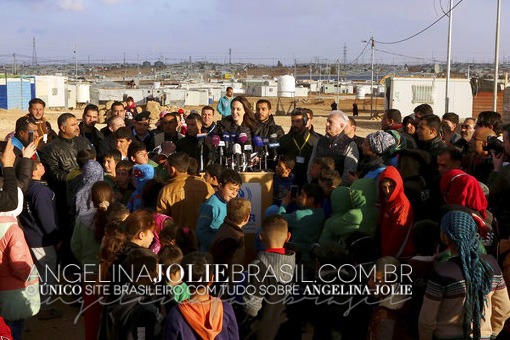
[133, 164, 155, 187]
[367, 131, 396, 155]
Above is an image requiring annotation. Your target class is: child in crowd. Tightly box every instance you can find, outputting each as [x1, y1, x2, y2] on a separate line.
[165, 252, 239, 339]
[203, 163, 226, 192]
[187, 157, 199, 176]
[66, 149, 97, 215]
[318, 169, 342, 218]
[273, 155, 296, 205]
[278, 183, 325, 276]
[99, 210, 156, 297]
[378, 166, 414, 258]
[151, 213, 173, 254]
[242, 215, 296, 339]
[19, 160, 61, 321]
[210, 198, 251, 270]
[419, 211, 510, 340]
[196, 169, 242, 251]
[128, 140, 167, 181]
[158, 245, 190, 312]
[159, 219, 198, 256]
[114, 126, 132, 160]
[113, 160, 134, 205]
[308, 156, 335, 184]
[319, 186, 366, 244]
[0, 189, 40, 339]
[102, 149, 122, 185]
[74, 160, 104, 218]
[70, 181, 114, 340]
[127, 163, 155, 212]
[104, 248, 163, 339]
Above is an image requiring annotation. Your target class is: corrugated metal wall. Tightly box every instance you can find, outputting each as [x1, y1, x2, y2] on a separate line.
[0, 78, 32, 110]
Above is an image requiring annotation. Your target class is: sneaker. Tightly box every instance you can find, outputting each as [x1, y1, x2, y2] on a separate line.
[37, 309, 63, 321]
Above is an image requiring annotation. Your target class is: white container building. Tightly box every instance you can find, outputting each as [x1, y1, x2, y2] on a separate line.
[385, 77, 473, 119]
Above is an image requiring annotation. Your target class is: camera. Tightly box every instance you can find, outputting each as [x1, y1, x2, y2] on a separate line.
[483, 136, 504, 154]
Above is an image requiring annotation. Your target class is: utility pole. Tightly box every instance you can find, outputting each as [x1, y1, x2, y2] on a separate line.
[32, 37, 37, 66]
[228, 48, 232, 65]
[445, 0, 453, 114]
[370, 36, 375, 119]
[493, 0, 501, 111]
[74, 46, 77, 79]
[13, 53, 17, 74]
[343, 43, 347, 65]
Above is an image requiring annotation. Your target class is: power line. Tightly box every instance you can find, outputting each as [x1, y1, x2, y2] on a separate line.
[375, 48, 443, 63]
[347, 40, 371, 64]
[375, 0, 465, 45]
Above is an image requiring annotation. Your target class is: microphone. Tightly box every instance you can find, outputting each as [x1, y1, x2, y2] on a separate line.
[211, 135, 220, 148]
[269, 133, 279, 148]
[253, 136, 265, 171]
[253, 136, 264, 148]
[263, 137, 270, 171]
[243, 144, 252, 171]
[233, 143, 242, 171]
[222, 132, 231, 156]
[268, 133, 279, 163]
[218, 140, 225, 165]
[238, 132, 248, 145]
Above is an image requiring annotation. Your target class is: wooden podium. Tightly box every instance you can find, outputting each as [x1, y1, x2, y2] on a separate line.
[238, 172, 274, 264]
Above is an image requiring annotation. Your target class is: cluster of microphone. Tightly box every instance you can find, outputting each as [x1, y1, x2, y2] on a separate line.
[209, 133, 280, 172]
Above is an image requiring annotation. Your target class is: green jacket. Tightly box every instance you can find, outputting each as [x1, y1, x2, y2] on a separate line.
[319, 186, 365, 243]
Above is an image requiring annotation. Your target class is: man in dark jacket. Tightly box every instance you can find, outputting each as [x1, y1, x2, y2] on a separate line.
[39, 113, 92, 262]
[175, 113, 209, 169]
[278, 108, 318, 186]
[254, 100, 285, 170]
[253, 99, 285, 139]
[79, 104, 104, 154]
[417, 114, 447, 160]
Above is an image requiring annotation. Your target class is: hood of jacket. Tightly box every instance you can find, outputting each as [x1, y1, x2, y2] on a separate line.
[330, 186, 366, 215]
[379, 166, 404, 203]
[440, 169, 487, 218]
[82, 160, 104, 185]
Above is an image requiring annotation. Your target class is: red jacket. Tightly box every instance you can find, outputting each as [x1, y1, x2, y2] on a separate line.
[379, 166, 414, 257]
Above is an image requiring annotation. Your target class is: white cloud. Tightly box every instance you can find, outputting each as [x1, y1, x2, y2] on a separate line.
[101, 0, 120, 4]
[56, 0, 84, 11]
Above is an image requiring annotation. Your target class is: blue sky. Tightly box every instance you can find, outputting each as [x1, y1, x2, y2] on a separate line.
[0, 0, 507, 65]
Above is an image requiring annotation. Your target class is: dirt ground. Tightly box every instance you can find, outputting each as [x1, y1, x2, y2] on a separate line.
[3, 95, 385, 340]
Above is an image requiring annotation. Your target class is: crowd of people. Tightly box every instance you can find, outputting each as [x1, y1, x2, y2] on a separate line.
[0, 92, 509, 340]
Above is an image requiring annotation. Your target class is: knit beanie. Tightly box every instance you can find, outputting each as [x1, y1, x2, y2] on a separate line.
[367, 131, 396, 155]
[133, 164, 155, 187]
